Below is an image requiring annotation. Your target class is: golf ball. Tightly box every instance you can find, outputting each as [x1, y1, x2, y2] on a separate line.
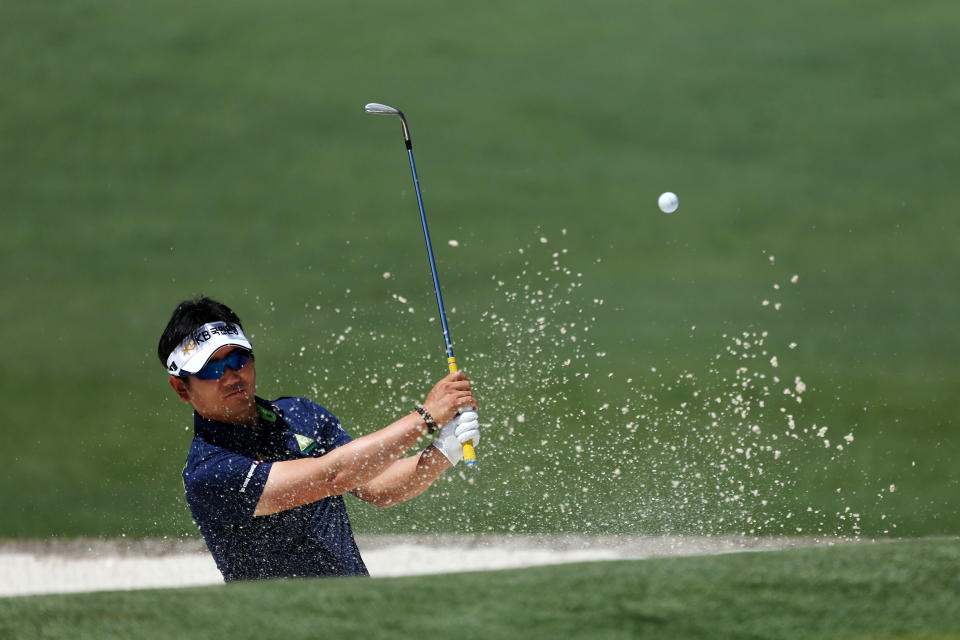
[657, 191, 680, 213]
[658, 192, 679, 214]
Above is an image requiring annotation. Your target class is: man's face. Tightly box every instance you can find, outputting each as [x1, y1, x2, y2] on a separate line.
[168, 346, 257, 425]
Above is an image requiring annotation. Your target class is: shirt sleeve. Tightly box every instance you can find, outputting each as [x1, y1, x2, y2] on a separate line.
[183, 446, 272, 523]
[311, 400, 352, 450]
[281, 397, 353, 453]
[324, 411, 352, 450]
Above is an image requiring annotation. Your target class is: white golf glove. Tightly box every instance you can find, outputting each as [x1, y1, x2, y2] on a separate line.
[432, 409, 480, 465]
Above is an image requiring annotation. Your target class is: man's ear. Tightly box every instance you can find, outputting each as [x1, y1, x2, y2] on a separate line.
[169, 376, 191, 403]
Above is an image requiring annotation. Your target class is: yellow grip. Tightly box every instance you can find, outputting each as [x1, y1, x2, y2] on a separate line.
[446, 357, 478, 466]
[462, 440, 477, 466]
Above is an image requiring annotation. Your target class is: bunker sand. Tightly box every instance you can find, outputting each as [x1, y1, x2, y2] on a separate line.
[0, 535, 857, 597]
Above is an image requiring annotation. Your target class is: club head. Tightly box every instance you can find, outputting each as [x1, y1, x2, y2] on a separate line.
[364, 102, 402, 116]
[364, 102, 411, 143]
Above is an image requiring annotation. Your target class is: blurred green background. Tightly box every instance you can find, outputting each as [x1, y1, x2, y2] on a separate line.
[1, 0, 956, 539]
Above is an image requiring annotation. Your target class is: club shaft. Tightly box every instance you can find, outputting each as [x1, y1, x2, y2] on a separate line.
[406, 145, 456, 366]
[403, 128, 477, 466]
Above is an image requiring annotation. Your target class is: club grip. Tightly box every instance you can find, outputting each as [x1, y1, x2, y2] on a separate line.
[448, 358, 478, 467]
[461, 439, 478, 466]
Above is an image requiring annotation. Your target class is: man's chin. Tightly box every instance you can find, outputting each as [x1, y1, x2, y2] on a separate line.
[219, 391, 256, 420]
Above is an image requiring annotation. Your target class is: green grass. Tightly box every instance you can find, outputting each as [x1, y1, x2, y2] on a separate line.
[1, 0, 958, 538]
[1, 539, 958, 639]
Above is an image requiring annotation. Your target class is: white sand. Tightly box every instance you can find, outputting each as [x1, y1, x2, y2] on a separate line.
[0, 535, 851, 598]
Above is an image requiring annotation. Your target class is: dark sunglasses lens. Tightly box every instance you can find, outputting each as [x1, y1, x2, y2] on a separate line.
[193, 350, 250, 380]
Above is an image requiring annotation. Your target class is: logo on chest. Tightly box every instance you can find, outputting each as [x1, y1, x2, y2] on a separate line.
[294, 433, 318, 455]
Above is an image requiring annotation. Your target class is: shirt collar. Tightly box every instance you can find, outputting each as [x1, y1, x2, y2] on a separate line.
[193, 397, 286, 453]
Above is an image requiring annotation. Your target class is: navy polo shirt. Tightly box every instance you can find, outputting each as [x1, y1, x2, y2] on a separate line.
[182, 396, 369, 581]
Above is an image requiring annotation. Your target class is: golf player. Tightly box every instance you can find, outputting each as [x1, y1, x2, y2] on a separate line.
[157, 296, 481, 581]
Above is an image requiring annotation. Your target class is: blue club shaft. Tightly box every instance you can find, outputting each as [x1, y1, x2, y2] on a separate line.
[406, 145, 455, 362]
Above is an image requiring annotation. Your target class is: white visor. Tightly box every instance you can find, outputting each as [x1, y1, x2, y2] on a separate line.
[166, 322, 253, 376]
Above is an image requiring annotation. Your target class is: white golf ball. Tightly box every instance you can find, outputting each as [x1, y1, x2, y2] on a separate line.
[658, 192, 679, 214]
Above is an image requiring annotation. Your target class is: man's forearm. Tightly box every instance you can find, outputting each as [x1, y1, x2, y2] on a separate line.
[352, 444, 451, 507]
[255, 411, 431, 516]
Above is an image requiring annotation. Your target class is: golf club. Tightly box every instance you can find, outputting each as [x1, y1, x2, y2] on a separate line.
[364, 102, 478, 467]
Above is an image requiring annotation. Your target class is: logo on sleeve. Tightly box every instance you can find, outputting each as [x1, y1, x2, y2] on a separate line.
[294, 434, 317, 455]
[239, 461, 260, 493]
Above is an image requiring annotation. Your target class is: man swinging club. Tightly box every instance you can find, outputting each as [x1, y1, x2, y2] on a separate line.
[157, 296, 481, 581]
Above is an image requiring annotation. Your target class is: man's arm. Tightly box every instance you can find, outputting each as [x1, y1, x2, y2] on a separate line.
[253, 410, 428, 516]
[253, 370, 475, 517]
[350, 444, 451, 507]
[352, 408, 481, 507]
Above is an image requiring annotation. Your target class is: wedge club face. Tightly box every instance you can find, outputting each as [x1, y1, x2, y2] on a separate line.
[364, 102, 401, 115]
[364, 102, 411, 144]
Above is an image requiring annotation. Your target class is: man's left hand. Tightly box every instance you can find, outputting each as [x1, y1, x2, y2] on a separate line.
[432, 410, 480, 465]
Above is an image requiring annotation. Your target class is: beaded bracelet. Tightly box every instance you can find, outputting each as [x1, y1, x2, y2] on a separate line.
[413, 404, 439, 434]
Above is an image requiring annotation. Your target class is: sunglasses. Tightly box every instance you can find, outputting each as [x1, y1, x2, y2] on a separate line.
[185, 349, 253, 380]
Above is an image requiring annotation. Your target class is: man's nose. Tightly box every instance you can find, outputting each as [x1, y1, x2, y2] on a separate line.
[220, 365, 242, 382]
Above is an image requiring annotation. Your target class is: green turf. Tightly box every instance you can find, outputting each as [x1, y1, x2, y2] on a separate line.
[0, 539, 957, 639]
[1, 0, 958, 538]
